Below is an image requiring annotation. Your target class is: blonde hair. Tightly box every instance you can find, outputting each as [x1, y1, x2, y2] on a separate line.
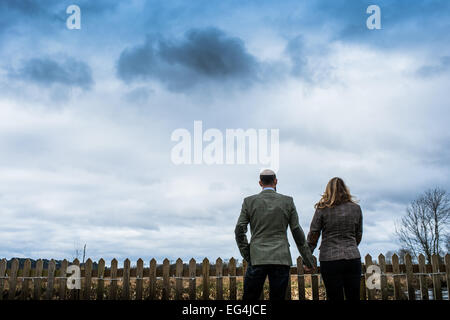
[315, 177, 357, 209]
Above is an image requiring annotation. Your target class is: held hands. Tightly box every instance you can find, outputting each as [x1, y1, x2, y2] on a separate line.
[303, 264, 314, 274]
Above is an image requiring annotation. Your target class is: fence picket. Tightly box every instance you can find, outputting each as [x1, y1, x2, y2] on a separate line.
[216, 258, 223, 300]
[162, 258, 170, 300]
[431, 254, 442, 300]
[122, 259, 130, 300]
[21, 259, 31, 300]
[311, 256, 319, 300]
[149, 258, 157, 300]
[136, 258, 144, 300]
[378, 254, 388, 300]
[418, 254, 429, 300]
[109, 258, 118, 300]
[365, 254, 375, 300]
[45, 259, 56, 300]
[175, 258, 183, 300]
[297, 257, 305, 300]
[229, 258, 236, 300]
[0, 259, 6, 300]
[59, 259, 68, 300]
[392, 254, 403, 300]
[8, 258, 19, 300]
[404, 254, 415, 300]
[34, 259, 43, 300]
[189, 258, 196, 300]
[97, 258, 105, 300]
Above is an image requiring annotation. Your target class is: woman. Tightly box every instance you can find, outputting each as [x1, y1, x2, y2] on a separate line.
[307, 177, 363, 300]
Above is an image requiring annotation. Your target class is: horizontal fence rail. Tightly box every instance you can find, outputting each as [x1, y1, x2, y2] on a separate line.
[0, 253, 448, 300]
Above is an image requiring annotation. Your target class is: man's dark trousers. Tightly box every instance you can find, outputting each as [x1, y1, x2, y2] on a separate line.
[242, 264, 290, 300]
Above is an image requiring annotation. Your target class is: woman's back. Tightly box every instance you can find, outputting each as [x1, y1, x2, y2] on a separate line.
[312, 202, 363, 261]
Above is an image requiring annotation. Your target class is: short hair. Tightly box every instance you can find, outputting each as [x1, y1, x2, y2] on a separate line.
[260, 169, 276, 185]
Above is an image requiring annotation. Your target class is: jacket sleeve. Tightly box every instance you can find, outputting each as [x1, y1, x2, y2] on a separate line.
[356, 206, 363, 246]
[307, 208, 323, 253]
[288, 199, 314, 268]
[235, 199, 251, 264]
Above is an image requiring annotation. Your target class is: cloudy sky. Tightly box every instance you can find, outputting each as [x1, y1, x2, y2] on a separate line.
[1, 0, 449, 266]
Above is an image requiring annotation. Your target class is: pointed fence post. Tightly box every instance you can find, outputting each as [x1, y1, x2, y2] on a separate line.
[175, 258, 183, 300]
[96, 259, 105, 300]
[202, 258, 210, 300]
[216, 258, 223, 300]
[297, 257, 305, 300]
[162, 258, 170, 300]
[378, 254, 388, 300]
[45, 259, 56, 300]
[21, 259, 32, 300]
[8, 258, 19, 300]
[34, 259, 44, 300]
[431, 254, 442, 300]
[189, 258, 197, 300]
[136, 258, 144, 300]
[229, 258, 237, 300]
[109, 258, 118, 300]
[404, 254, 415, 300]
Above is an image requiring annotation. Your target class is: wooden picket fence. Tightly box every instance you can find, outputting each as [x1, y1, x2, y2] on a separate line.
[0, 253, 449, 300]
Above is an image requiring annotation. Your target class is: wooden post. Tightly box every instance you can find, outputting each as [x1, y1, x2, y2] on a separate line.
[136, 258, 144, 300]
[243, 260, 248, 280]
[34, 259, 44, 300]
[70, 259, 80, 300]
[311, 256, 319, 300]
[0, 259, 6, 301]
[202, 258, 210, 300]
[83, 258, 92, 300]
[96, 258, 105, 300]
[418, 254, 428, 300]
[360, 263, 366, 300]
[431, 254, 442, 300]
[216, 258, 223, 300]
[162, 258, 170, 300]
[45, 259, 56, 300]
[297, 257, 305, 300]
[175, 258, 183, 300]
[122, 259, 130, 300]
[285, 267, 292, 300]
[21, 259, 31, 300]
[404, 254, 415, 300]
[188, 258, 196, 300]
[229, 258, 237, 300]
[58, 259, 68, 300]
[8, 258, 19, 300]
[378, 254, 388, 300]
[365, 255, 375, 300]
[445, 254, 450, 301]
[109, 258, 118, 300]
[149, 258, 157, 300]
[392, 254, 402, 300]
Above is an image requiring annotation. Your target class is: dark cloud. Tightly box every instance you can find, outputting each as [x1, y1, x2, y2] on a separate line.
[416, 56, 450, 78]
[9, 57, 94, 90]
[117, 27, 260, 91]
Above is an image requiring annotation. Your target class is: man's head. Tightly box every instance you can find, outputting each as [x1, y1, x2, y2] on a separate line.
[259, 169, 277, 189]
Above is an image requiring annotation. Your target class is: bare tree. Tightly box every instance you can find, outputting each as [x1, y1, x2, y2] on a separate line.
[385, 250, 395, 264]
[397, 248, 414, 264]
[396, 188, 449, 263]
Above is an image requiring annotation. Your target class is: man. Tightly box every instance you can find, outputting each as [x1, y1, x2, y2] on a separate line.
[235, 169, 315, 300]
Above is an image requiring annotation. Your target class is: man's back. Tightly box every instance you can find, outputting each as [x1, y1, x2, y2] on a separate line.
[235, 189, 314, 267]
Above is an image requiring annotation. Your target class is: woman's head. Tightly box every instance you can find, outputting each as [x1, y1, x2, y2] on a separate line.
[315, 177, 357, 209]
